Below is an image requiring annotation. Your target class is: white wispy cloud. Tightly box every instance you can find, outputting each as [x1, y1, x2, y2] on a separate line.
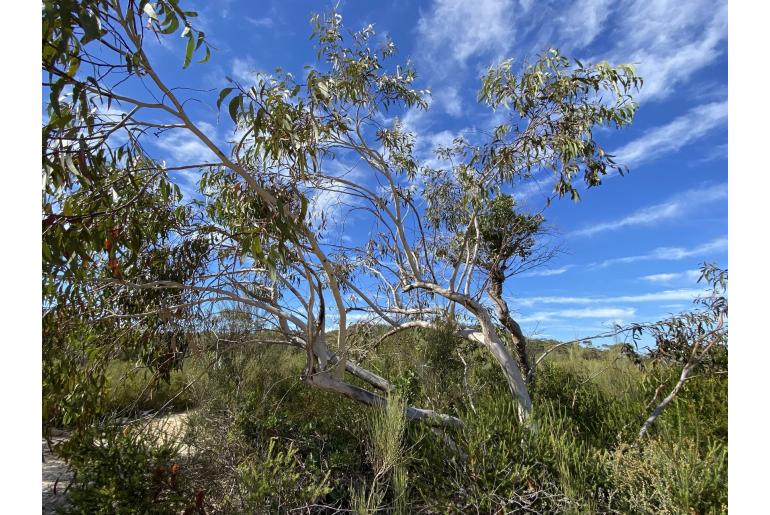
[514, 288, 706, 307]
[91, 103, 130, 146]
[154, 122, 220, 163]
[409, 0, 727, 170]
[399, 105, 429, 135]
[408, 128, 466, 171]
[572, 182, 727, 236]
[518, 307, 636, 323]
[615, 0, 727, 102]
[416, 0, 516, 69]
[501, 0, 614, 57]
[660, 303, 687, 310]
[473, 0, 725, 104]
[595, 236, 727, 268]
[231, 57, 261, 87]
[612, 101, 727, 167]
[307, 158, 367, 238]
[433, 86, 463, 117]
[246, 16, 274, 28]
[641, 270, 702, 284]
[310, 187, 349, 227]
[693, 143, 728, 165]
[563, 0, 614, 48]
[153, 121, 222, 199]
[559, 307, 636, 318]
[520, 265, 574, 277]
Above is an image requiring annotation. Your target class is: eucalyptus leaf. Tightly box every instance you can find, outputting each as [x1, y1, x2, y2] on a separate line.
[142, 3, 158, 21]
[182, 33, 195, 68]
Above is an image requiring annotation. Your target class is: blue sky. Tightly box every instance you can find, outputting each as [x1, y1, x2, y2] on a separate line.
[131, 0, 727, 343]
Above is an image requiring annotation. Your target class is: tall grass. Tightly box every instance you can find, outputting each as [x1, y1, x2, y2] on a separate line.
[354, 392, 408, 514]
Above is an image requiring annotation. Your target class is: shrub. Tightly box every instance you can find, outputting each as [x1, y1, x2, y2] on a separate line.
[605, 438, 727, 514]
[531, 360, 645, 447]
[236, 438, 331, 512]
[64, 331, 726, 513]
[59, 425, 194, 514]
[179, 345, 365, 511]
[354, 393, 409, 514]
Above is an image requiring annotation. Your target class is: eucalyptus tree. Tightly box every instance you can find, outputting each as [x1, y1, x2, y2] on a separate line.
[42, 1, 641, 430]
[43, 0, 218, 429]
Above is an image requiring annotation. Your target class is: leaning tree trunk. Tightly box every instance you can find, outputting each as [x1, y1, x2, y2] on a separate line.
[307, 371, 464, 428]
[405, 281, 534, 423]
[487, 266, 532, 382]
[470, 305, 533, 422]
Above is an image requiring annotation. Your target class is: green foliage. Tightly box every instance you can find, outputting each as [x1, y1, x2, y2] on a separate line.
[532, 360, 645, 447]
[43, 0, 208, 287]
[353, 393, 409, 514]
[175, 344, 366, 511]
[637, 366, 728, 446]
[606, 439, 727, 514]
[237, 438, 332, 512]
[103, 360, 199, 418]
[366, 393, 407, 477]
[60, 326, 727, 513]
[632, 264, 728, 373]
[478, 49, 642, 200]
[421, 323, 465, 377]
[42, 0, 216, 444]
[364, 323, 725, 513]
[477, 193, 544, 262]
[43, 314, 109, 433]
[59, 425, 191, 514]
[404, 355, 726, 513]
[407, 396, 596, 512]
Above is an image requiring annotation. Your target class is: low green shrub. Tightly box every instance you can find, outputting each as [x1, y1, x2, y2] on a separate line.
[59, 425, 196, 514]
[237, 438, 332, 512]
[178, 345, 367, 511]
[353, 393, 409, 514]
[605, 438, 727, 514]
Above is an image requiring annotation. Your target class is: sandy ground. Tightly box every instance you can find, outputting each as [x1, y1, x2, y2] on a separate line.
[42, 435, 71, 514]
[42, 413, 190, 513]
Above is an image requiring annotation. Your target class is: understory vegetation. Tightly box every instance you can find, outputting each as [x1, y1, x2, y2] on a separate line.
[51, 327, 727, 514]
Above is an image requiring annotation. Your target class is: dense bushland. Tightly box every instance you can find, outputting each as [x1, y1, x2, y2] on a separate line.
[53, 325, 727, 514]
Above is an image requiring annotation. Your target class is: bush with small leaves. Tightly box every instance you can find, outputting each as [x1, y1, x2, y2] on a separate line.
[59, 425, 193, 514]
